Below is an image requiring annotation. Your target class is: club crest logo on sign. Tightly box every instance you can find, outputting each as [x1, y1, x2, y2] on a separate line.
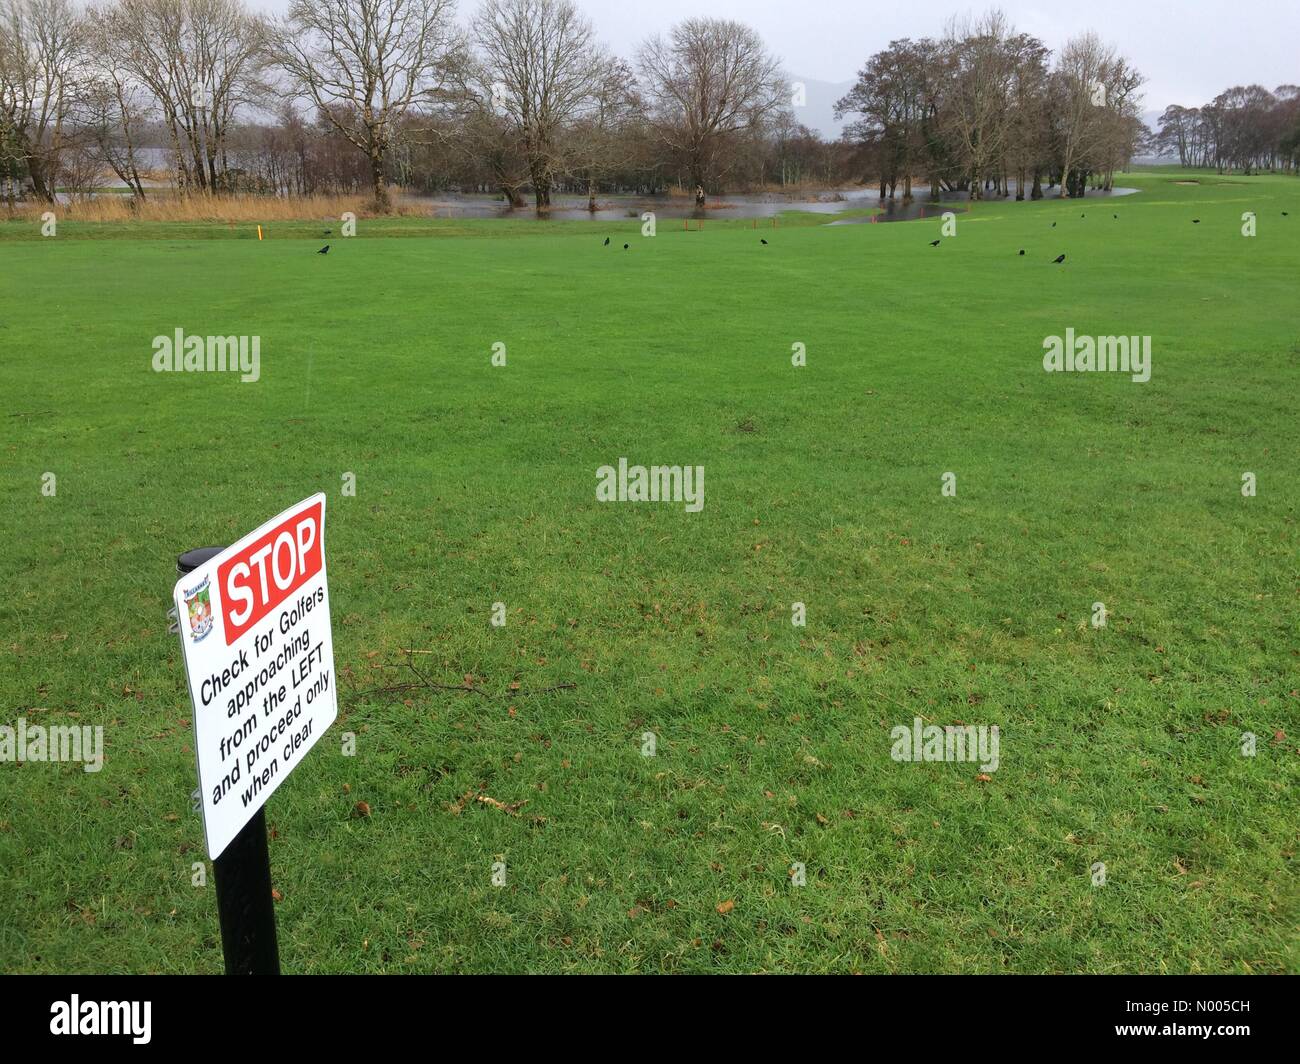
[183, 575, 214, 642]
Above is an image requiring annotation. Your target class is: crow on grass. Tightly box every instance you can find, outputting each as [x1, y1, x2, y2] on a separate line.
[603, 237, 610, 246]
[1052, 254, 1066, 264]
[317, 245, 330, 255]
[761, 238, 768, 245]
[929, 239, 941, 246]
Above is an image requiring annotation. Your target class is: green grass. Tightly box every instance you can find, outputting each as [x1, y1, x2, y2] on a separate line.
[0, 170, 1296, 973]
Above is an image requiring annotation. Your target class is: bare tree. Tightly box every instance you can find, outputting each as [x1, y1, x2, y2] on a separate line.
[1004, 33, 1049, 199]
[1156, 104, 1198, 166]
[836, 38, 937, 202]
[637, 17, 785, 200]
[1051, 31, 1116, 198]
[271, 0, 461, 212]
[1091, 55, 1143, 188]
[566, 57, 641, 209]
[0, 0, 85, 201]
[941, 11, 1018, 200]
[93, 0, 265, 194]
[473, 0, 610, 210]
[79, 10, 152, 198]
[73, 70, 150, 197]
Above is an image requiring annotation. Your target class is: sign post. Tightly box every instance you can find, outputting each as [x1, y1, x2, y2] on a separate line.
[172, 494, 337, 974]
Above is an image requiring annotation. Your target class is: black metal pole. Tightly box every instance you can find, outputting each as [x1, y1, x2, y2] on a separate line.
[178, 546, 281, 975]
[213, 807, 281, 974]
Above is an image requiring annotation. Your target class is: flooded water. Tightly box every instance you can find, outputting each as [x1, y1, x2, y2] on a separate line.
[413, 183, 1139, 224]
[413, 188, 868, 222]
[50, 173, 1138, 222]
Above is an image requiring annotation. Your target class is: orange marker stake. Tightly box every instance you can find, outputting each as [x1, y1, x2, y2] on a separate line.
[257, 225, 263, 241]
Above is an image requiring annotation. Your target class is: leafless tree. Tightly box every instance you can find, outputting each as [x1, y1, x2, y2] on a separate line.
[73, 72, 149, 196]
[1004, 33, 1049, 199]
[941, 11, 1018, 200]
[1051, 31, 1116, 198]
[0, 0, 85, 201]
[637, 17, 786, 200]
[78, 11, 152, 197]
[92, 0, 266, 194]
[473, 0, 611, 209]
[836, 38, 938, 201]
[566, 57, 641, 209]
[1090, 55, 1143, 188]
[271, 0, 461, 212]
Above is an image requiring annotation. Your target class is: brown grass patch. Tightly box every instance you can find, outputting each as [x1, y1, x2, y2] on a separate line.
[7, 190, 427, 224]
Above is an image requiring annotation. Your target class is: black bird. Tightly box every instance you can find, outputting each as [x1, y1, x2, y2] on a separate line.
[1192, 218, 1201, 224]
[929, 239, 941, 247]
[1051, 221, 1057, 228]
[1052, 253, 1066, 264]
[1283, 211, 1289, 217]
[603, 237, 610, 246]
[1081, 213, 1086, 218]
[1018, 249, 1025, 256]
[317, 244, 330, 255]
[623, 243, 629, 249]
[1113, 214, 1118, 219]
[323, 229, 332, 236]
[761, 238, 768, 245]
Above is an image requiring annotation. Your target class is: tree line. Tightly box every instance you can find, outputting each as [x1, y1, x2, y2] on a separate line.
[1155, 86, 1300, 173]
[0, 0, 849, 210]
[1, 0, 1294, 214]
[834, 12, 1146, 202]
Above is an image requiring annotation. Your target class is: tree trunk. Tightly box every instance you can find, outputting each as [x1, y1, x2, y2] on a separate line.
[370, 151, 391, 213]
[689, 157, 707, 206]
[26, 153, 54, 203]
[532, 166, 550, 208]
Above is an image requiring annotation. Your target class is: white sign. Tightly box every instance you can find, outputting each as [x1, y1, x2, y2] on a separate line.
[173, 493, 337, 859]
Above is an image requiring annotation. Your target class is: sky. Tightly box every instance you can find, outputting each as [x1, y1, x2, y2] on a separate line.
[252, 0, 1300, 131]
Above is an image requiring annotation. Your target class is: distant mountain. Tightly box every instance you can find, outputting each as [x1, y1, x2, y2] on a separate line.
[790, 76, 857, 141]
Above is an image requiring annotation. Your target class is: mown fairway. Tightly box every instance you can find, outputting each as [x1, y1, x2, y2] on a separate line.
[1, 170, 1296, 973]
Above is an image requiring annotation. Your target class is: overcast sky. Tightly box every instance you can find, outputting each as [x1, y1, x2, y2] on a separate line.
[252, 0, 1298, 114]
